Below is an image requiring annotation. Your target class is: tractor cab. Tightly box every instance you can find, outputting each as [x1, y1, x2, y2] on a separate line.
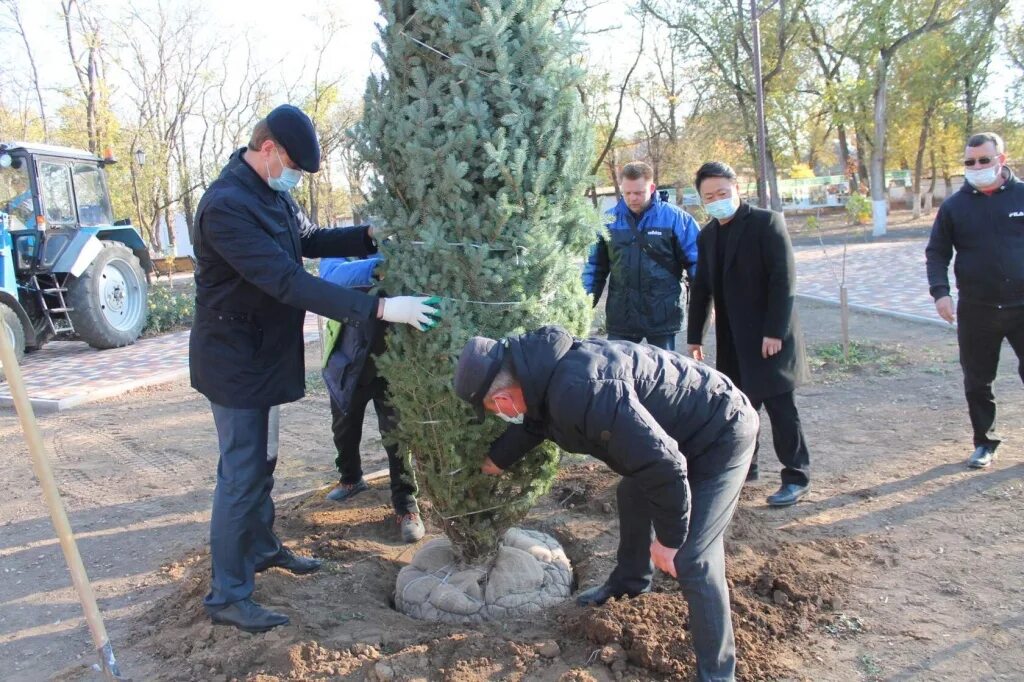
[0, 142, 152, 362]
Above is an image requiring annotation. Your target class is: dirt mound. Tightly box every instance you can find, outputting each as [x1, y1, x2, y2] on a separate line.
[572, 547, 848, 680]
[124, 465, 856, 681]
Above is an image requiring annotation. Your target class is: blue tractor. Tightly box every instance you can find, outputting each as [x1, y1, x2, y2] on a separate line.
[0, 142, 153, 362]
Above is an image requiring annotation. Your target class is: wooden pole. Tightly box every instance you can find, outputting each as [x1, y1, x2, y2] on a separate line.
[840, 285, 850, 362]
[0, 323, 128, 680]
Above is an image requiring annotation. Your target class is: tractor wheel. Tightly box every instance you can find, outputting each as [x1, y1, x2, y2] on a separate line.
[0, 301, 26, 368]
[67, 241, 148, 349]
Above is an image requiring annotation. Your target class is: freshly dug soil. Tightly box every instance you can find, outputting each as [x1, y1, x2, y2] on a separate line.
[121, 465, 850, 680]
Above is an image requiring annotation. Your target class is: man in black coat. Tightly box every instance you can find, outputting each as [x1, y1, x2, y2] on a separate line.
[687, 161, 811, 507]
[925, 132, 1024, 469]
[190, 104, 441, 632]
[454, 326, 758, 682]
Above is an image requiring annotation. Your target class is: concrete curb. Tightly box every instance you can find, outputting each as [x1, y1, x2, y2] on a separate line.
[796, 293, 956, 331]
[0, 367, 191, 414]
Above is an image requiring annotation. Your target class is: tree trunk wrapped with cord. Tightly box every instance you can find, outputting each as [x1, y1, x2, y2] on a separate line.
[357, 0, 595, 573]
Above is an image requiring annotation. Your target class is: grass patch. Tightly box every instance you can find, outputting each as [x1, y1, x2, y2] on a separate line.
[809, 341, 910, 378]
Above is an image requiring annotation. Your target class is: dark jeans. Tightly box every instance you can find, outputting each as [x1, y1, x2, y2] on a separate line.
[331, 375, 418, 515]
[607, 416, 757, 682]
[205, 403, 283, 609]
[957, 301, 1024, 450]
[608, 332, 676, 351]
[748, 391, 811, 487]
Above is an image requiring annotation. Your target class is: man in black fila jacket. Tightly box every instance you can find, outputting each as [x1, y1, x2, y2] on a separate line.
[454, 326, 758, 682]
[926, 132, 1024, 469]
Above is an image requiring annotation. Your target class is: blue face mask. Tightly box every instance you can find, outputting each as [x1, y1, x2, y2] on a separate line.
[266, 147, 303, 192]
[705, 197, 738, 221]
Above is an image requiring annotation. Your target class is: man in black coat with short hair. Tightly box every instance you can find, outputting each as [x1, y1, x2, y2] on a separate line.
[687, 161, 811, 508]
[454, 325, 758, 682]
[190, 104, 441, 633]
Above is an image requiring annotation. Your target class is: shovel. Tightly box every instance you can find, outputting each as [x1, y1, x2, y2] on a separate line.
[0, 322, 129, 680]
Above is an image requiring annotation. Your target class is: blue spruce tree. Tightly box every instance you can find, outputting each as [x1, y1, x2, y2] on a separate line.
[358, 0, 597, 562]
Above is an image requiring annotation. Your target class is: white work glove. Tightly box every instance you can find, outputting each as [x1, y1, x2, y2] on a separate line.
[379, 295, 442, 331]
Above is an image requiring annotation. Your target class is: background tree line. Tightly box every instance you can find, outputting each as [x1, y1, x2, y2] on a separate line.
[2, 0, 1022, 253]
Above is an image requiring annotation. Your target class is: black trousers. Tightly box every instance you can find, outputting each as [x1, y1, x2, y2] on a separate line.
[608, 413, 758, 682]
[205, 403, 282, 609]
[330, 375, 418, 515]
[748, 391, 811, 487]
[957, 301, 1024, 450]
[608, 332, 676, 351]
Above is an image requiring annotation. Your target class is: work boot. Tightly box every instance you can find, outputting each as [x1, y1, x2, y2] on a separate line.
[255, 547, 322, 575]
[327, 478, 369, 502]
[208, 598, 289, 633]
[399, 512, 425, 543]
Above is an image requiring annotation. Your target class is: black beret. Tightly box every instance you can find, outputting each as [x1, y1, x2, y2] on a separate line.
[454, 336, 505, 423]
[266, 104, 321, 173]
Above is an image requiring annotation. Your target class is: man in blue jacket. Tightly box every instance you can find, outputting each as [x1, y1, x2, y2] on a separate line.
[190, 105, 441, 633]
[926, 132, 1024, 469]
[318, 255, 424, 543]
[583, 161, 699, 350]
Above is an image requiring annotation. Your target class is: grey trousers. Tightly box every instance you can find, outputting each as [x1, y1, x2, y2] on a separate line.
[608, 420, 757, 682]
[204, 403, 283, 609]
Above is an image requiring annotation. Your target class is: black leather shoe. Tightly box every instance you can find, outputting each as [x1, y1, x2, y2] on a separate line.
[968, 446, 995, 469]
[745, 467, 760, 483]
[576, 583, 649, 607]
[766, 483, 809, 507]
[255, 547, 322, 575]
[208, 598, 289, 633]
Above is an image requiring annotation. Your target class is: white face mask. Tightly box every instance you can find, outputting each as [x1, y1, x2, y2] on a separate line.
[705, 197, 738, 220]
[964, 165, 1000, 189]
[266, 147, 303, 192]
[495, 412, 525, 425]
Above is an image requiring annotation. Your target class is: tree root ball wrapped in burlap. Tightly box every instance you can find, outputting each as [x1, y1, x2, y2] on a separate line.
[395, 528, 572, 623]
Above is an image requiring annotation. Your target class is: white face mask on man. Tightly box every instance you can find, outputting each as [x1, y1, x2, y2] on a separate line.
[964, 165, 1000, 189]
[266, 146, 303, 192]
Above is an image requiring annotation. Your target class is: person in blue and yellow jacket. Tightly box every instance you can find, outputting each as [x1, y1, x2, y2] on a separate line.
[583, 161, 699, 351]
[319, 254, 425, 543]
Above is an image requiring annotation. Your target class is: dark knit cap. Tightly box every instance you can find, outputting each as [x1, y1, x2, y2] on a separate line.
[454, 336, 505, 423]
[266, 104, 321, 173]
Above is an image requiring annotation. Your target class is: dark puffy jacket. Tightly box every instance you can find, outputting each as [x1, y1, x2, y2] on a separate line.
[320, 256, 386, 414]
[190, 149, 378, 408]
[488, 326, 757, 548]
[583, 192, 699, 337]
[926, 169, 1024, 307]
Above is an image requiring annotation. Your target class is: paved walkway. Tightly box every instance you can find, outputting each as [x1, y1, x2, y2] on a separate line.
[2, 236, 946, 412]
[793, 237, 948, 325]
[0, 314, 323, 412]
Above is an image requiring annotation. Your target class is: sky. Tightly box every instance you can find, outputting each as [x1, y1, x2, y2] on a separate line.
[8, 0, 1021, 138]
[10, 0, 639, 130]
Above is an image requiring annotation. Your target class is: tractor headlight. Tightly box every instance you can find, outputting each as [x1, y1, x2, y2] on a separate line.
[0, 153, 11, 168]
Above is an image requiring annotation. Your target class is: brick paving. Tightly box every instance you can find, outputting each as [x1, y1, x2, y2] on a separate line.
[0, 314, 323, 412]
[793, 237, 947, 323]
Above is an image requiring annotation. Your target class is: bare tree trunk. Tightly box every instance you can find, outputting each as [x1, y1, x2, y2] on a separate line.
[179, 124, 196, 235]
[838, 125, 853, 185]
[855, 124, 870, 192]
[911, 103, 935, 219]
[925, 147, 937, 213]
[767, 145, 782, 212]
